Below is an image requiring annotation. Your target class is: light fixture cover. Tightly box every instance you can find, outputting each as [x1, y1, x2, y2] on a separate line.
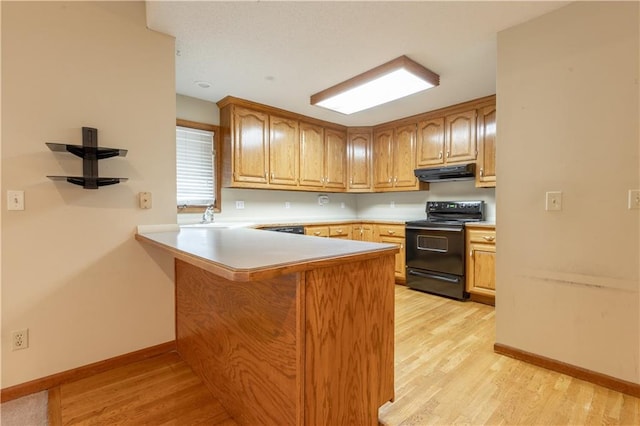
[310, 55, 439, 115]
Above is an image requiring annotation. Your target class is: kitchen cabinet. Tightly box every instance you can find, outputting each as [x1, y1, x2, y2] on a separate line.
[476, 103, 496, 187]
[372, 124, 421, 192]
[445, 109, 477, 164]
[353, 223, 375, 242]
[230, 106, 269, 186]
[299, 123, 347, 191]
[269, 115, 299, 187]
[329, 225, 352, 239]
[465, 225, 496, 305]
[375, 224, 406, 282]
[416, 117, 445, 167]
[305, 225, 329, 238]
[347, 128, 373, 192]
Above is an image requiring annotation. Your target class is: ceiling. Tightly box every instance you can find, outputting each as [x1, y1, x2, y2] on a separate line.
[146, 1, 569, 127]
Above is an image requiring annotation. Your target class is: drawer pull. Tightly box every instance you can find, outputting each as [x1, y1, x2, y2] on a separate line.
[482, 236, 495, 242]
[314, 231, 321, 236]
[387, 230, 395, 235]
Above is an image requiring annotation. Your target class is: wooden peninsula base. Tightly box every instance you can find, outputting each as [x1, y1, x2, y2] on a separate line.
[137, 227, 396, 425]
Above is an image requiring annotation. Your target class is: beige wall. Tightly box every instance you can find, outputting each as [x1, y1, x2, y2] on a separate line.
[496, 2, 639, 383]
[1, 1, 176, 387]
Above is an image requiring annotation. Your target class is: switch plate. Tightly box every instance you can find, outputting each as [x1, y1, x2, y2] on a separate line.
[390, 201, 396, 208]
[235, 201, 245, 209]
[138, 192, 152, 209]
[545, 191, 562, 211]
[629, 189, 640, 210]
[285, 202, 290, 209]
[7, 190, 25, 211]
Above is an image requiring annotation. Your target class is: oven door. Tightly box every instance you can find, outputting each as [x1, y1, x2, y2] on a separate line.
[405, 225, 465, 276]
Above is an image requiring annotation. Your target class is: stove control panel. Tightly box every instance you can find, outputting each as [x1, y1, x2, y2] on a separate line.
[426, 201, 484, 215]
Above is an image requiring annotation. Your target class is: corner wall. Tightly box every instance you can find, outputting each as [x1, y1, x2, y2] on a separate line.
[1, 2, 176, 387]
[496, 2, 639, 383]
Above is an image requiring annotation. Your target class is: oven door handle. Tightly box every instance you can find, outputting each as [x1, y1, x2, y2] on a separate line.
[406, 226, 463, 232]
[407, 270, 460, 283]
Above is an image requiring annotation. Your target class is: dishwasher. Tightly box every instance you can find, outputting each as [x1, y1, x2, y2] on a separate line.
[261, 225, 305, 234]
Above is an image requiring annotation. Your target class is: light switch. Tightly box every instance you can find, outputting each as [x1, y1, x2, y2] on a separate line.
[138, 192, 152, 209]
[629, 189, 640, 210]
[545, 191, 562, 211]
[7, 190, 25, 211]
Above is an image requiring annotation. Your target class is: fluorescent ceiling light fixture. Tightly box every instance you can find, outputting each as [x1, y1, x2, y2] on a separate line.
[310, 55, 439, 115]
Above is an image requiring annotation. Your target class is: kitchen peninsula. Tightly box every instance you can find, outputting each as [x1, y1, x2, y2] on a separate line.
[136, 227, 397, 425]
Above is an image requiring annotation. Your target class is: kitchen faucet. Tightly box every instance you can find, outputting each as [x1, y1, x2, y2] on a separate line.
[201, 205, 215, 223]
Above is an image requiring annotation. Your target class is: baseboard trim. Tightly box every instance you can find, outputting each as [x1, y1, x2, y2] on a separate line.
[1, 341, 176, 403]
[494, 343, 640, 398]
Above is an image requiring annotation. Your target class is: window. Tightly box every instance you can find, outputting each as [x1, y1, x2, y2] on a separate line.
[176, 119, 221, 212]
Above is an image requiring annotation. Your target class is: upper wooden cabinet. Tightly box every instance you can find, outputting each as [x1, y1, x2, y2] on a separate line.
[269, 115, 299, 187]
[416, 117, 445, 167]
[445, 109, 477, 164]
[476, 104, 496, 187]
[324, 128, 347, 190]
[299, 123, 347, 190]
[231, 106, 269, 185]
[218, 95, 495, 193]
[347, 129, 372, 192]
[373, 124, 421, 192]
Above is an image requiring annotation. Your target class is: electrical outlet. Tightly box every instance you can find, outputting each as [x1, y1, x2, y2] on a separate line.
[285, 201, 291, 209]
[340, 202, 345, 209]
[12, 329, 29, 351]
[545, 191, 562, 211]
[390, 201, 396, 208]
[235, 200, 245, 209]
[628, 189, 640, 210]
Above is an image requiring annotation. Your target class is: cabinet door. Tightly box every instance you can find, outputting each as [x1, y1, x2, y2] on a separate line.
[393, 124, 418, 189]
[269, 115, 299, 187]
[476, 105, 496, 187]
[347, 130, 372, 191]
[372, 128, 394, 189]
[378, 235, 405, 281]
[233, 106, 269, 184]
[416, 118, 445, 167]
[324, 128, 347, 190]
[468, 243, 496, 294]
[299, 122, 325, 188]
[445, 110, 477, 163]
[305, 225, 329, 237]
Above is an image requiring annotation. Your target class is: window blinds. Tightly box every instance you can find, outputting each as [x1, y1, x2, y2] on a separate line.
[176, 126, 215, 206]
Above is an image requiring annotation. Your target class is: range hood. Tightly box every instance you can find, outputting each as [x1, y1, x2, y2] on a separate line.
[414, 163, 475, 182]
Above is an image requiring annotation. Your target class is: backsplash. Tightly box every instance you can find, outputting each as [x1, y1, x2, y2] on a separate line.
[178, 181, 495, 224]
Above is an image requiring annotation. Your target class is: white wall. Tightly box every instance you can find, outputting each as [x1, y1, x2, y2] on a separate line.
[496, 2, 639, 383]
[1, 2, 176, 388]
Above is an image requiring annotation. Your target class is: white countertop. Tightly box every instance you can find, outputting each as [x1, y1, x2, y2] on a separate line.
[136, 227, 398, 281]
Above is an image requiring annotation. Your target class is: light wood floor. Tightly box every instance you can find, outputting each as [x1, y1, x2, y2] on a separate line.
[49, 286, 639, 425]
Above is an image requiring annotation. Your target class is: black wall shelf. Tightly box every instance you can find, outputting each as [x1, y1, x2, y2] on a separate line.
[46, 127, 128, 189]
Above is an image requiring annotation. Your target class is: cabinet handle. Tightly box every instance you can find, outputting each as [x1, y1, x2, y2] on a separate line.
[388, 178, 392, 183]
[439, 151, 443, 159]
[337, 229, 343, 233]
[388, 230, 395, 235]
[394, 177, 398, 183]
[350, 178, 353, 185]
[470, 249, 473, 257]
[446, 150, 450, 158]
[314, 231, 321, 236]
[479, 168, 484, 177]
[482, 236, 495, 242]
[271, 172, 274, 179]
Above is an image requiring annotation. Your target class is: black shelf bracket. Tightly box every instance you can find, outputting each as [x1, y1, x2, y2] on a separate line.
[46, 127, 128, 189]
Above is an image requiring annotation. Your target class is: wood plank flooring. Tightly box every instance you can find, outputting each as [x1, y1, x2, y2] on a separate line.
[49, 286, 639, 425]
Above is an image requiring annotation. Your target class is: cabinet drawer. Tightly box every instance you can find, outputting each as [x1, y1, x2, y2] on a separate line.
[329, 225, 352, 238]
[376, 224, 405, 238]
[467, 228, 496, 244]
[305, 225, 329, 237]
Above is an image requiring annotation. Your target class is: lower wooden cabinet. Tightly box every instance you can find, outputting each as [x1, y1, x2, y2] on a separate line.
[329, 225, 352, 239]
[465, 225, 496, 305]
[375, 224, 406, 283]
[304, 225, 329, 238]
